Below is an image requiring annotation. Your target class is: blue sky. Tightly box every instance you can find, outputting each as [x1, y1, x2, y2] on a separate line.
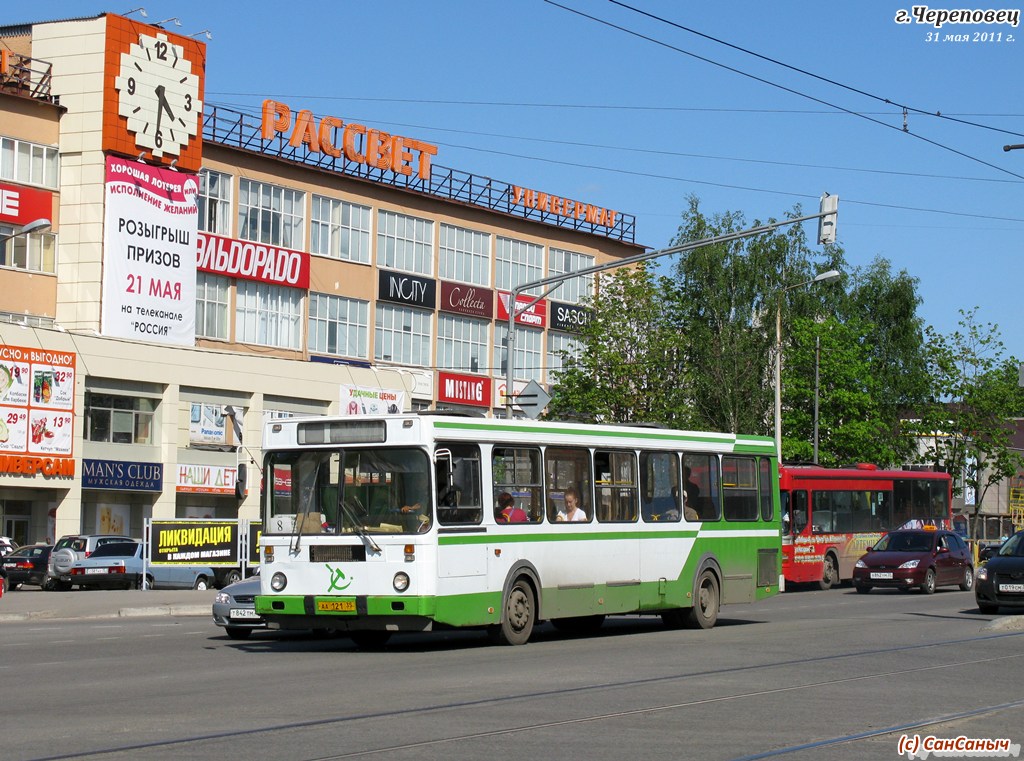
[20, 1, 1024, 359]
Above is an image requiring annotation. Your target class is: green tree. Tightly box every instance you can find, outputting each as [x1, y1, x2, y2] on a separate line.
[911, 308, 1024, 538]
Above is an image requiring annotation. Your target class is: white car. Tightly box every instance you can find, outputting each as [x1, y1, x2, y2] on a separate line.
[0, 536, 18, 557]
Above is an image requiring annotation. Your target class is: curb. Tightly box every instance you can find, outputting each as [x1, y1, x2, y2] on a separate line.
[981, 615, 1024, 632]
[0, 605, 210, 623]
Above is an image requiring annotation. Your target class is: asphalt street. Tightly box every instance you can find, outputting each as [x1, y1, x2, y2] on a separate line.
[0, 586, 214, 622]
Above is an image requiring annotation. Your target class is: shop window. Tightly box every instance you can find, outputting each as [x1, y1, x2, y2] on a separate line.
[439, 223, 490, 286]
[237, 179, 304, 249]
[438, 314, 489, 374]
[85, 393, 155, 445]
[374, 303, 432, 366]
[311, 195, 371, 263]
[198, 169, 232, 235]
[196, 272, 230, 339]
[548, 248, 594, 304]
[0, 224, 56, 274]
[235, 280, 302, 350]
[377, 209, 432, 275]
[309, 292, 369, 359]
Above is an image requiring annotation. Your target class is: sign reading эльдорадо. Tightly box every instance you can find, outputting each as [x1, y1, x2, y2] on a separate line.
[101, 156, 198, 346]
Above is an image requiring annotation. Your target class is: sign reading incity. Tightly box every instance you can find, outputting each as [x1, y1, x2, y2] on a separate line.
[262, 100, 438, 180]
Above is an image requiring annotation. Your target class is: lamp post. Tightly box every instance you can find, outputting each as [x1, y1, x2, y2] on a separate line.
[774, 269, 840, 459]
[0, 218, 51, 245]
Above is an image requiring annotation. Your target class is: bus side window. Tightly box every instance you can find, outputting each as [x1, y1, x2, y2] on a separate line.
[545, 446, 592, 523]
[436, 442, 482, 526]
[791, 490, 808, 534]
[640, 451, 681, 523]
[683, 452, 720, 521]
[492, 446, 543, 523]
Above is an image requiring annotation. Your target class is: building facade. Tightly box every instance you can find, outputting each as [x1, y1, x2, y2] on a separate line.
[0, 12, 643, 545]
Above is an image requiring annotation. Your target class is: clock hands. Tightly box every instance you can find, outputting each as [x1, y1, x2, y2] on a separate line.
[153, 84, 176, 148]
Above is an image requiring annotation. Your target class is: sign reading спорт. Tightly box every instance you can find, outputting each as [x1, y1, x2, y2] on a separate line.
[894, 6, 1021, 27]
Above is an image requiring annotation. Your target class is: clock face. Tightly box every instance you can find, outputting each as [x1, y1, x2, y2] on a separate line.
[114, 32, 203, 160]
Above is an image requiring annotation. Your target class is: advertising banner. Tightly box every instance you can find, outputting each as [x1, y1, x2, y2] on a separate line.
[150, 520, 239, 566]
[82, 459, 163, 492]
[438, 371, 491, 408]
[497, 292, 547, 328]
[0, 344, 75, 468]
[177, 464, 242, 495]
[339, 385, 405, 416]
[189, 403, 243, 446]
[101, 155, 198, 345]
[196, 231, 310, 289]
[439, 281, 493, 318]
[550, 300, 593, 333]
[0, 182, 52, 227]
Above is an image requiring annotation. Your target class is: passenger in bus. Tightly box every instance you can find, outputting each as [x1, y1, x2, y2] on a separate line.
[496, 492, 528, 523]
[684, 466, 701, 500]
[556, 486, 587, 522]
[683, 490, 699, 522]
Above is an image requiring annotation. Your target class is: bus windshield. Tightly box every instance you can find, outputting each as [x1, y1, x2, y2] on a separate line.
[265, 447, 431, 536]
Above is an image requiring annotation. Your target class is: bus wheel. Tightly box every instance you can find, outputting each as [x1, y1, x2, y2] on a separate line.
[818, 555, 837, 590]
[488, 577, 535, 646]
[350, 631, 392, 649]
[686, 570, 720, 629]
[551, 615, 605, 635]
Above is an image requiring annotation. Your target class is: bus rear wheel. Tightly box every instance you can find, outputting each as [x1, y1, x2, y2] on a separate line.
[818, 555, 838, 590]
[488, 577, 535, 646]
[686, 570, 720, 629]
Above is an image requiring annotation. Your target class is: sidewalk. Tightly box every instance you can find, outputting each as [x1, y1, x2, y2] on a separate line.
[0, 586, 215, 623]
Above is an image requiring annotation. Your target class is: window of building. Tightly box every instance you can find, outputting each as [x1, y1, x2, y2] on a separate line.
[235, 281, 303, 349]
[311, 195, 371, 263]
[0, 225, 56, 274]
[545, 446, 592, 523]
[237, 179, 304, 249]
[85, 393, 155, 444]
[548, 248, 595, 304]
[195, 273, 230, 339]
[547, 331, 582, 383]
[439, 223, 490, 286]
[377, 209, 432, 275]
[437, 314, 489, 374]
[492, 446, 543, 523]
[494, 323, 542, 382]
[198, 169, 232, 234]
[375, 303, 432, 366]
[496, 237, 543, 294]
[308, 292, 369, 359]
[0, 137, 59, 188]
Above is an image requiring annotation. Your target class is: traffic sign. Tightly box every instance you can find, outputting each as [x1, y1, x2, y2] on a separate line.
[513, 380, 551, 419]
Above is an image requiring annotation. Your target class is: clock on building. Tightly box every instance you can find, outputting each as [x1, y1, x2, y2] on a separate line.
[114, 31, 203, 160]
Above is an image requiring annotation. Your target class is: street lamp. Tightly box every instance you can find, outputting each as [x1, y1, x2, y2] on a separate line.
[0, 218, 51, 244]
[774, 269, 840, 459]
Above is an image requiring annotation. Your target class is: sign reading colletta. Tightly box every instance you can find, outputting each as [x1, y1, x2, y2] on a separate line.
[438, 372, 491, 408]
[440, 282, 493, 318]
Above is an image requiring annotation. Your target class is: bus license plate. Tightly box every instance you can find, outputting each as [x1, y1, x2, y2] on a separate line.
[998, 583, 1024, 593]
[230, 608, 260, 619]
[317, 600, 356, 612]
[870, 572, 893, 580]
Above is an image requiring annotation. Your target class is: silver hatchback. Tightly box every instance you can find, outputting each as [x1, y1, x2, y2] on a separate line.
[45, 534, 134, 590]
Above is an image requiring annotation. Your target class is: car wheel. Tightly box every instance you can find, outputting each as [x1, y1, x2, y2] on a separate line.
[225, 626, 252, 640]
[921, 568, 937, 595]
[959, 566, 974, 592]
[10, 581, 22, 591]
[42, 577, 56, 591]
[818, 555, 837, 590]
[144, 574, 155, 590]
[194, 576, 210, 591]
[855, 584, 872, 594]
[221, 569, 242, 587]
[978, 601, 999, 614]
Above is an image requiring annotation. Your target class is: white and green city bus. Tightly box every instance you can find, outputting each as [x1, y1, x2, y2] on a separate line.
[254, 414, 781, 646]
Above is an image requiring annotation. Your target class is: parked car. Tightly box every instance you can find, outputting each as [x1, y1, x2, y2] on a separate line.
[46, 534, 135, 590]
[2, 544, 53, 590]
[65, 542, 218, 590]
[978, 542, 1004, 563]
[212, 571, 265, 639]
[975, 530, 1024, 614]
[853, 529, 974, 595]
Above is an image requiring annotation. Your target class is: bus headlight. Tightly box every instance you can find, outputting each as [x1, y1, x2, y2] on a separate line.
[393, 572, 410, 592]
[270, 572, 288, 591]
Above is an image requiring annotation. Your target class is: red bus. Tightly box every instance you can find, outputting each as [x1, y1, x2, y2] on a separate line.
[780, 464, 953, 590]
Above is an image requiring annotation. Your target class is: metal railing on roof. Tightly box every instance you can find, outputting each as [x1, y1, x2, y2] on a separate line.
[0, 53, 53, 101]
[202, 105, 636, 244]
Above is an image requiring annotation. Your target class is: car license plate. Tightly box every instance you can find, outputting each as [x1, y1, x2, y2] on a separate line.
[998, 583, 1024, 593]
[230, 608, 260, 619]
[870, 572, 894, 580]
[317, 600, 356, 612]
[85, 568, 107, 574]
